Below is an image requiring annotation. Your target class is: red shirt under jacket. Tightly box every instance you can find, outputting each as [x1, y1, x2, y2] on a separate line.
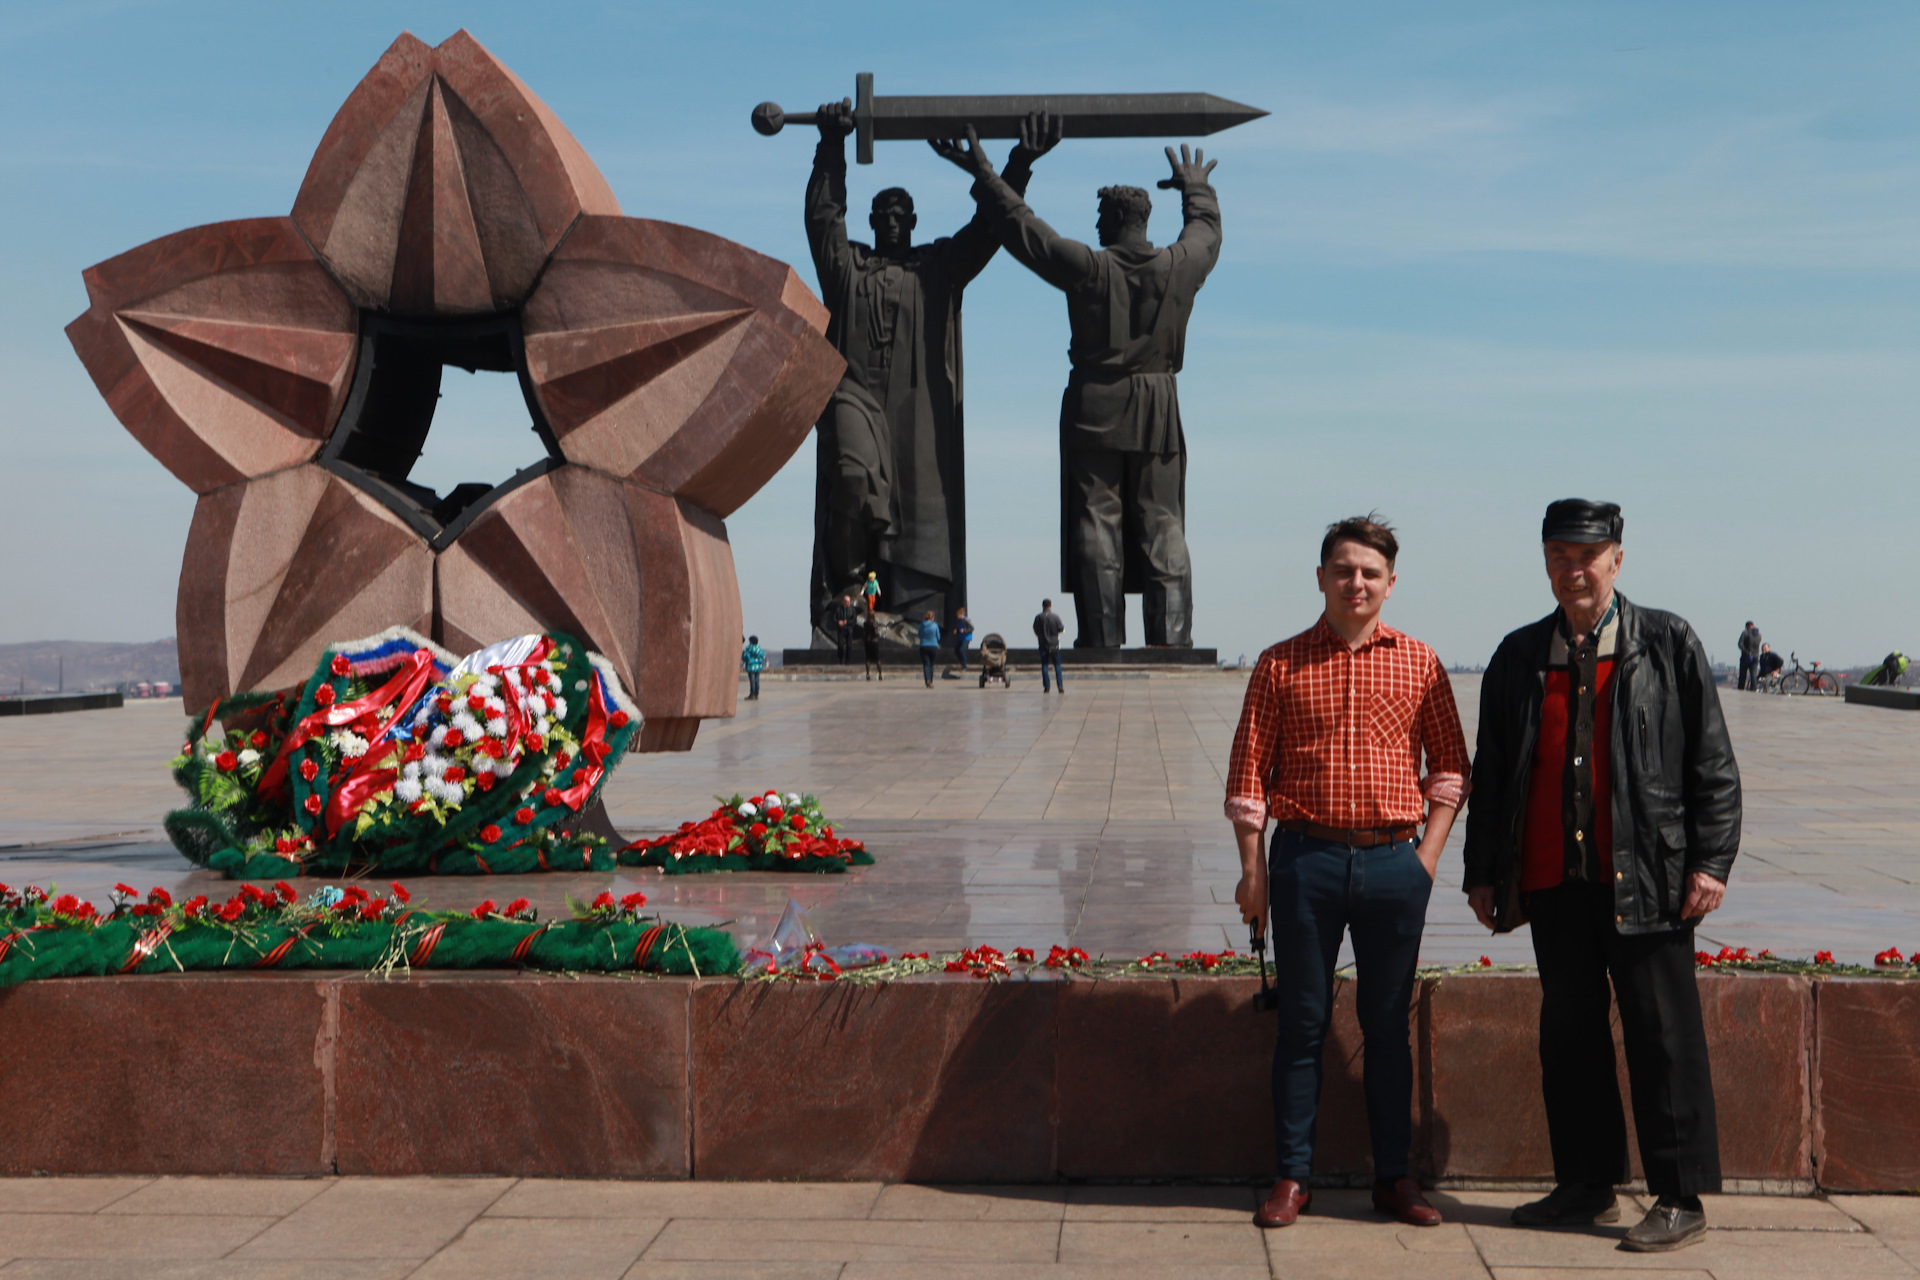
[1225, 617, 1470, 830]
[1521, 636, 1618, 893]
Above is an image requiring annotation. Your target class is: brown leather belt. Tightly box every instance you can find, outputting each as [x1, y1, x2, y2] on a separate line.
[1277, 820, 1418, 849]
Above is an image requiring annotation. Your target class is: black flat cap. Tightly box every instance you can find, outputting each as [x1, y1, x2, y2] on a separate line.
[1542, 498, 1623, 544]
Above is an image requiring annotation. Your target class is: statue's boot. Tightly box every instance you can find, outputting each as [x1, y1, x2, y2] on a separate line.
[1144, 578, 1193, 647]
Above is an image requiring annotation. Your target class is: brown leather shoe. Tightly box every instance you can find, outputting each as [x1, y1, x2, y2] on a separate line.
[1255, 1178, 1313, 1228]
[1372, 1177, 1442, 1227]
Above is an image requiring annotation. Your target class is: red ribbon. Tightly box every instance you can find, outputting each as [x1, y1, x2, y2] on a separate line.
[252, 925, 312, 969]
[260, 649, 439, 801]
[548, 678, 612, 812]
[119, 922, 174, 974]
[322, 756, 399, 837]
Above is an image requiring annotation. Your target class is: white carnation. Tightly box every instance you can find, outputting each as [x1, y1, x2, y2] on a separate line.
[738, 802, 757, 817]
[550, 696, 568, 720]
[394, 777, 422, 803]
[421, 753, 449, 780]
[429, 725, 449, 748]
[486, 716, 507, 737]
[452, 711, 483, 739]
[331, 731, 368, 759]
[237, 748, 261, 767]
[785, 793, 801, 807]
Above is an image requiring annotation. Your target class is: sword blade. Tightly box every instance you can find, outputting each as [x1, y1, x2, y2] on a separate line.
[870, 92, 1267, 142]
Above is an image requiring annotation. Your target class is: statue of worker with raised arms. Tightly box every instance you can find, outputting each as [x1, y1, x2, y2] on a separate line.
[805, 99, 1045, 642]
[936, 119, 1220, 648]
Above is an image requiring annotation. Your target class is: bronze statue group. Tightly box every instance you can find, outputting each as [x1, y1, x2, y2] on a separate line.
[797, 109, 1739, 1254]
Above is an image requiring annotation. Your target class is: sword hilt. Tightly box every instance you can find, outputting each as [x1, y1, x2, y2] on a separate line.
[750, 75, 875, 163]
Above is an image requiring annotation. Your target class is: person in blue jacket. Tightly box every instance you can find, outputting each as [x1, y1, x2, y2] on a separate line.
[917, 612, 942, 688]
[951, 607, 976, 671]
[741, 635, 768, 700]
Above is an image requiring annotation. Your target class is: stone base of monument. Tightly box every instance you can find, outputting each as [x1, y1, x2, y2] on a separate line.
[1, 969, 1912, 1190]
[783, 646, 1219, 667]
[1845, 684, 1920, 710]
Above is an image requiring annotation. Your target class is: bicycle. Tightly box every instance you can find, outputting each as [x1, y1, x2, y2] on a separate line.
[1778, 652, 1842, 697]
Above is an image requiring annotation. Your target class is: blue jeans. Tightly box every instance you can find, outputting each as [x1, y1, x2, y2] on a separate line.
[920, 646, 937, 684]
[746, 670, 760, 698]
[1040, 649, 1063, 691]
[1268, 829, 1432, 1181]
[953, 639, 969, 669]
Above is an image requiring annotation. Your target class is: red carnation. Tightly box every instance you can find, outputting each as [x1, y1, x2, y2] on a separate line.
[1478, 955, 1493, 968]
[299, 759, 319, 782]
[543, 788, 563, 807]
[527, 733, 545, 752]
[480, 824, 502, 843]
[304, 795, 323, 816]
[250, 730, 268, 748]
[505, 897, 531, 916]
[620, 891, 647, 911]
[476, 773, 496, 792]
[750, 822, 768, 838]
[472, 900, 498, 918]
[467, 693, 488, 712]
[215, 751, 238, 771]
[314, 684, 336, 707]
[51, 893, 80, 916]
[403, 741, 425, 762]
[330, 653, 352, 675]
[443, 729, 465, 749]
[217, 899, 245, 923]
[390, 883, 411, 904]
[114, 882, 138, 898]
[789, 813, 806, 829]
[148, 887, 172, 907]
[515, 807, 535, 825]
[273, 882, 296, 905]
[443, 766, 466, 784]
[608, 710, 629, 729]
[767, 807, 784, 823]
[592, 890, 615, 909]
[361, 898, 386, 920]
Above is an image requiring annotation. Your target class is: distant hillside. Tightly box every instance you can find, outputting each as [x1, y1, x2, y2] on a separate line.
[0, 639, 180, 694]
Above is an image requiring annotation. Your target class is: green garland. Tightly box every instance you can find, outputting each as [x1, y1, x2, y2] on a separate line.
[0, 883, 736, 986]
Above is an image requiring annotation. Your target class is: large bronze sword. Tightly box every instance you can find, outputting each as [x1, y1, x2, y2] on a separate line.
[752, 72, 1267, 163]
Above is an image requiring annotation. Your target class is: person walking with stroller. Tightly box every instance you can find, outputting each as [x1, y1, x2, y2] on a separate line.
[918, 612, 942, 687]
[741, 635, 768, 701]
[1737, 621, 1762, 691]
[1033, 599, 1066, 693]
[862, 611, 884, 681]
[952, 607, 976, 671]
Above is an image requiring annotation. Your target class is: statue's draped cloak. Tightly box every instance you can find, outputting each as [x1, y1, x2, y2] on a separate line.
[806, 140, 1001, 618]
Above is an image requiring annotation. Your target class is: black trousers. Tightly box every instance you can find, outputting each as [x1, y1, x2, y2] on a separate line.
[1527, 880, 1722, 1197]
[1737, 654, 1756, 691]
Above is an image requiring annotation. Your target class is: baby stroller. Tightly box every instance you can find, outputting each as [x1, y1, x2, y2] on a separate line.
[978, 633, 1011, 688]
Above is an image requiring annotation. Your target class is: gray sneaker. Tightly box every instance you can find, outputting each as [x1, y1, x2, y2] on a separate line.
[1511, 1184, 1620, 1226]
[1622, 1199, 1707, 1252]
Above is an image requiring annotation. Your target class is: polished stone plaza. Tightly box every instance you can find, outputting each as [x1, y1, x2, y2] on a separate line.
[5, 672, 1919, 966]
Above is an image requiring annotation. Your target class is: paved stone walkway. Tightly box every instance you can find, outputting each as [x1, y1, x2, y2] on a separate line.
[4, 674, 1919, 964]
[0, 1178, 1913, 1277]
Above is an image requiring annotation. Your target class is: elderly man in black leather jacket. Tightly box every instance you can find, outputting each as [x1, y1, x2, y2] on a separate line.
[1464, 499, 1739, 1254]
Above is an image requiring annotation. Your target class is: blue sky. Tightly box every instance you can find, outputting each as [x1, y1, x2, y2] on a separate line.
[3, 1, 1916, 667]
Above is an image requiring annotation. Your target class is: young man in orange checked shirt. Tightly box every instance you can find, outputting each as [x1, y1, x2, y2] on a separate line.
[1226, 515, 1469, 1230]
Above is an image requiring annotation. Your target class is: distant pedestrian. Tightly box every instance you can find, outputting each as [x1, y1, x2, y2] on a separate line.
[1757, 643, 1783, 683]
[1033, 599, 1065, 693]
[951, 607, 975, 671]
[862, 612, 883, 681]
[832, 593, 859, 664]
[1737, 621, 1761, 691]
[741, 635, 767, 700]
[918, 612, 942, 687]
[861, 571, 881, 615]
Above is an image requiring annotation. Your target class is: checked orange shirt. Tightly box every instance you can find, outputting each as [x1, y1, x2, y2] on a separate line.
[1225, 617, 1470, 830]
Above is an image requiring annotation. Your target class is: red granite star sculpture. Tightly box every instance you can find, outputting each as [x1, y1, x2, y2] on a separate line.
[67, 30, 842, 751]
